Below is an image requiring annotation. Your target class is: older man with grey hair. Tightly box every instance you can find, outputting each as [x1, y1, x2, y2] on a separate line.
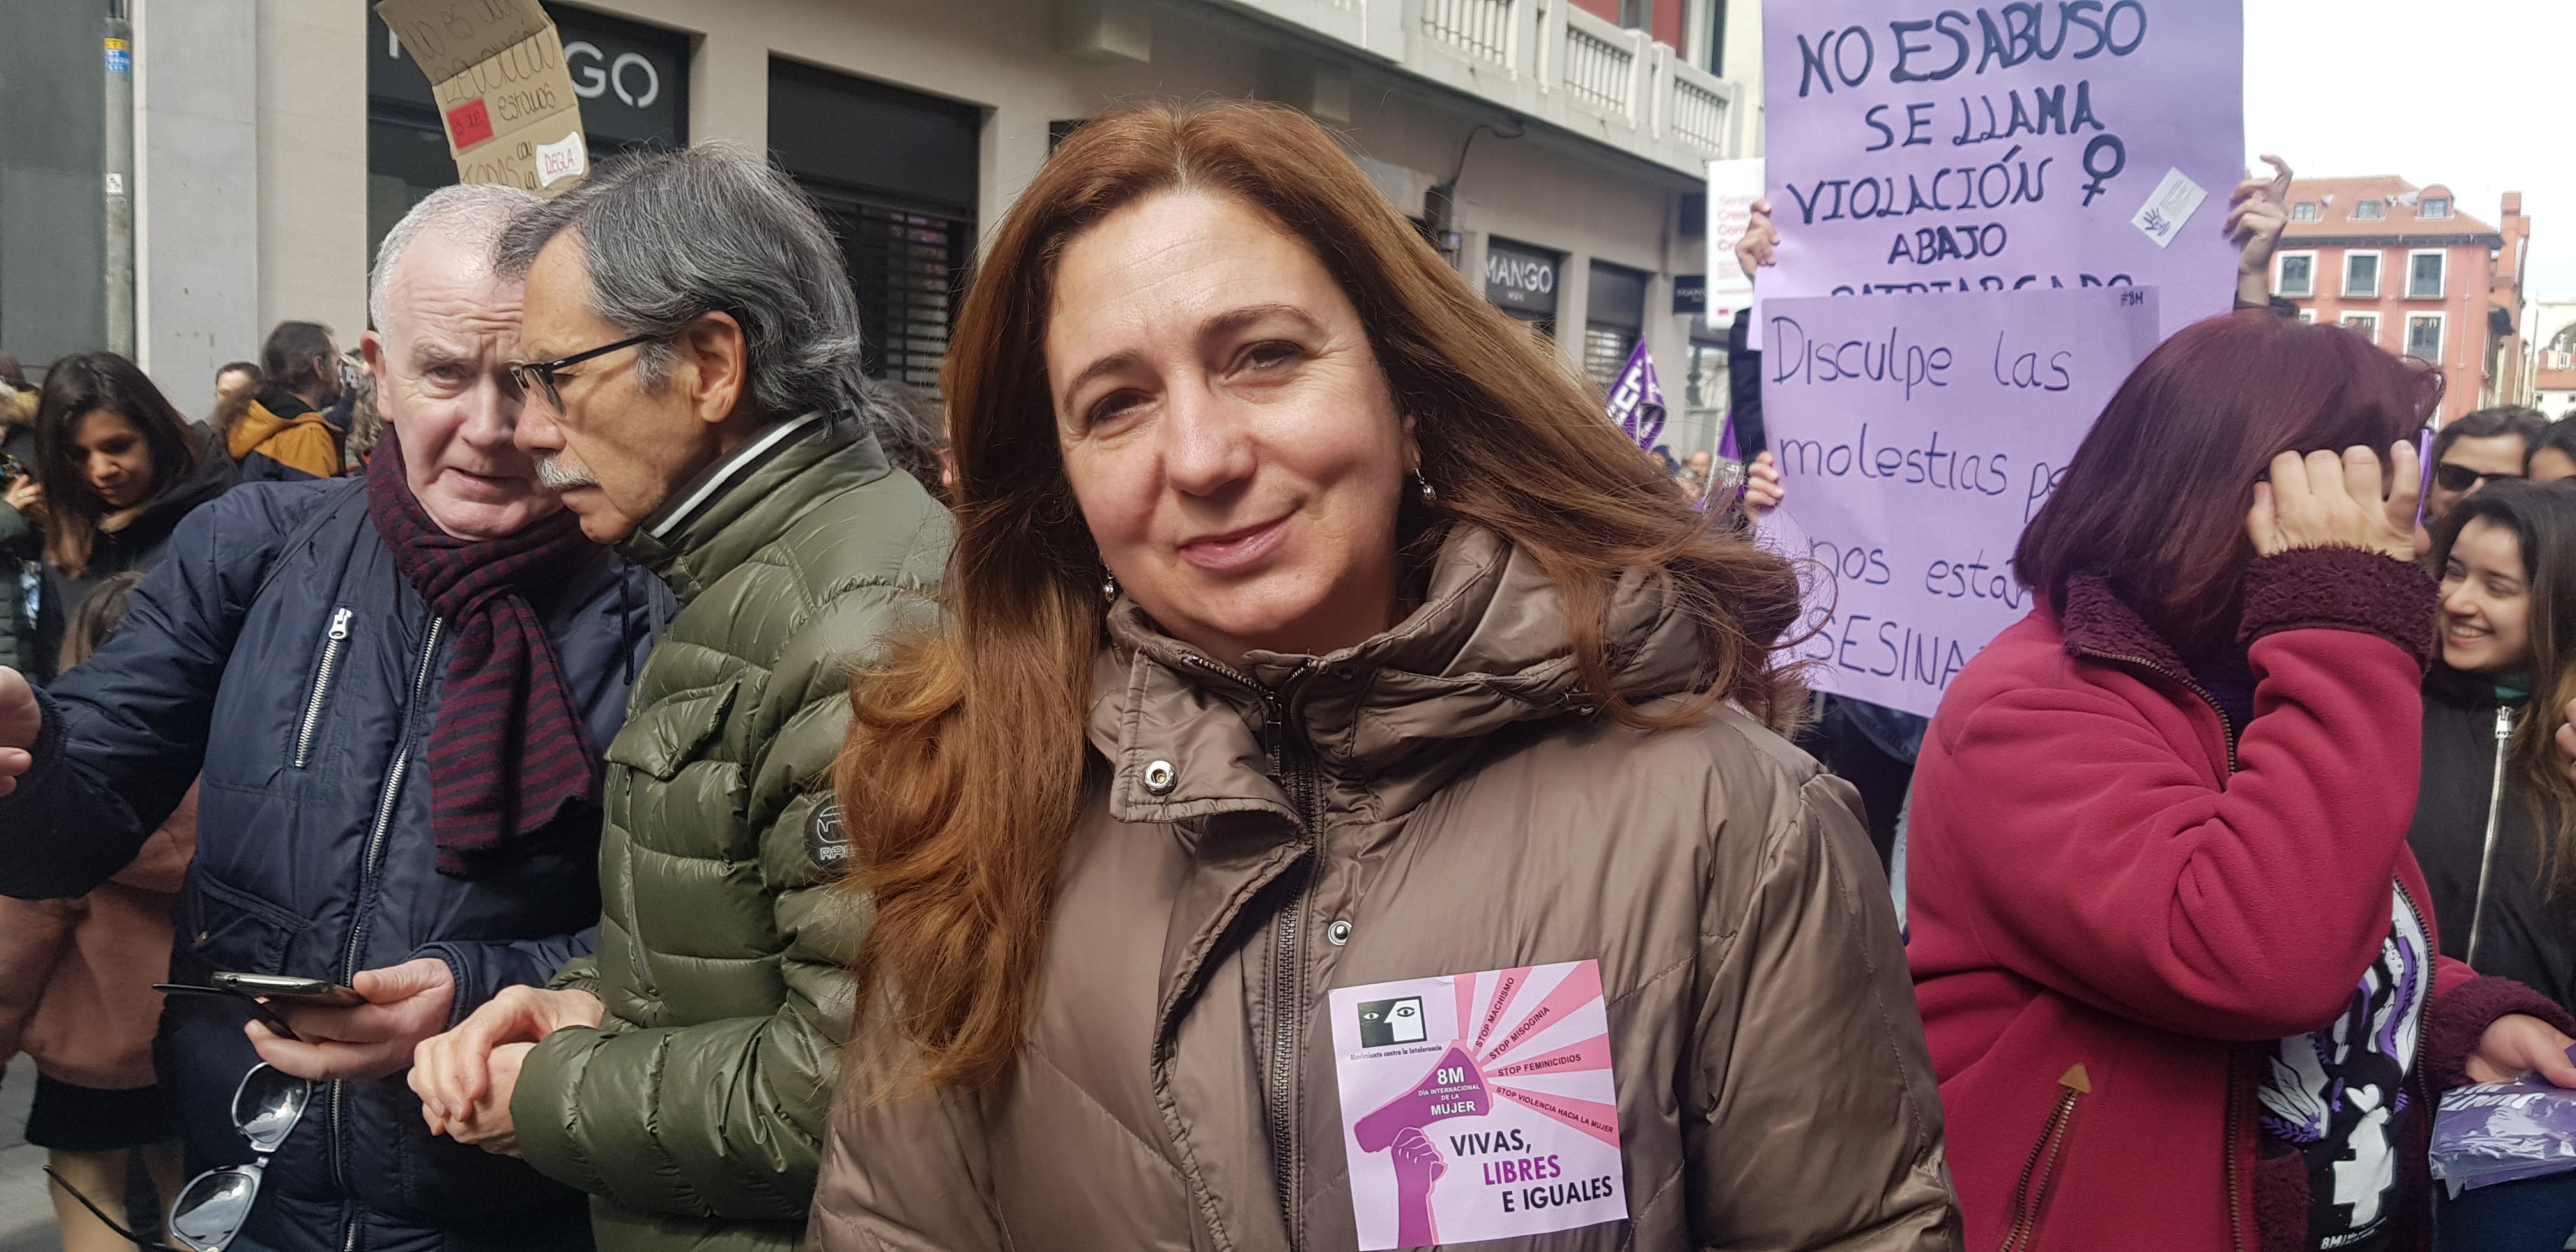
[407, 144, 949, 1252]
[0, 183, 666, 1251]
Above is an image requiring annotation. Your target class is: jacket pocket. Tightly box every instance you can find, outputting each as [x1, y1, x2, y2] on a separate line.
[1998, 1064, 2090, 1252]
[291, 606, 355, 769]
[604, 680, 739, 781]
[181, 870, 309, 974]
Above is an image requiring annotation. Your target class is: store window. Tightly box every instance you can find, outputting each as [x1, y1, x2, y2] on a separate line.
[365, 5, 691, 268]
[769, 61, 979, 389]
[1584, 261, 1648, 391]
[1483, 237, 1561, 339]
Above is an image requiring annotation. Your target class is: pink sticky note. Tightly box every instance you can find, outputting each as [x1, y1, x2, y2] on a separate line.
[1330, 960, 1626, 1249]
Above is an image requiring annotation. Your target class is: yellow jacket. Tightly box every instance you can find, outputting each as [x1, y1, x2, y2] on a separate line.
[228, 395, 341, 480]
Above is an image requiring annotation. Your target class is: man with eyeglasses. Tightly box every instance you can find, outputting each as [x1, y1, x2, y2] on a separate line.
[2425, 405, 2551, 531]
[0, 184, 667, 1251]
[404, 144, 949, 1252]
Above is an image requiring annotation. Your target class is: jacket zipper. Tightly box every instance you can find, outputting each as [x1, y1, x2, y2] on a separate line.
[328, 615, 442, 1200]
[294, 608, 355, 768]
[1249, 667, 1322, 1246]
[1998, 1064, 2090, 1252]
[1170, 652, 1319, 1246]
[2072, 648, 2238, 774]
[2466, 703, 2517, 968]
[2074, 645, 2248, 1247]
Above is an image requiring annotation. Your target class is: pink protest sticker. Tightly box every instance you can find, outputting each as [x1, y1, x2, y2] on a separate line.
[1330, 960, 1625, 1249]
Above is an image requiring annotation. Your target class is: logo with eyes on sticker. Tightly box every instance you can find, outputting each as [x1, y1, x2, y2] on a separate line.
[1358, 996, 1426, 1048]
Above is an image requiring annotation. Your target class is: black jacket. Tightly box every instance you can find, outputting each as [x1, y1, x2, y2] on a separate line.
[2407, 666, 2576, 1012]
[0, 478, 668, 1252]
[26, 421, 238, 680]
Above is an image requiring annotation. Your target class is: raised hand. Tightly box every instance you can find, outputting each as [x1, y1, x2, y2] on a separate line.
[2247, 441, 2418, 562]
[1734, 199, 1779, 282]
[2227, 155, 2294, 306]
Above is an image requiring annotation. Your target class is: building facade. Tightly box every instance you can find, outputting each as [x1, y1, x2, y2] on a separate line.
[2269, 176, 2531, 424]
[2531, 298, 2576, 421]
[3, 0, 1761, 461]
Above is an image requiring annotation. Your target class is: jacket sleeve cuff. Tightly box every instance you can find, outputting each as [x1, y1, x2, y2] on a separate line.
[2237, 547, 2437, 671]
[2421, 974, 2576, 1094]
[0, 684, 68, 817]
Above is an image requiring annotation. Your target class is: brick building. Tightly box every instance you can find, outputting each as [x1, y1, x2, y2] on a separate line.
[2269, 177, 2530, 424]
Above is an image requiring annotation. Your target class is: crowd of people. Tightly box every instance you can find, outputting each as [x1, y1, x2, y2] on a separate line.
[0, 98, 2572, 1252]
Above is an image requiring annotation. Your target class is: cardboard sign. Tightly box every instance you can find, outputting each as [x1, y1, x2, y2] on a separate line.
[1330, 961, 1625, 1250]
[1756, 0, 2241, 346]
[376, 0, 590, 194]
[1757, 286, 2161, 717]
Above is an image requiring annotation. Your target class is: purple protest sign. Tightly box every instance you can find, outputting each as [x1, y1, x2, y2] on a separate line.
[1604, 340, 1666, 450]
[1757, 286, 2161, 717]
[1755, 0, 2242, 347]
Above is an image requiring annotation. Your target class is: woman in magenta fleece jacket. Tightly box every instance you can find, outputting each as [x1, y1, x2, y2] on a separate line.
[1906, 312, 2576, 1252]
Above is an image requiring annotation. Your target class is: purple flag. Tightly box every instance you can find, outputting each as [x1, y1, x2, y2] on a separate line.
[1604, 340, 1666, 451]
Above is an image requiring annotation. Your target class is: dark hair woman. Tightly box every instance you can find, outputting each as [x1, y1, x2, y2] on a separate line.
[810, 101, 1957, 1251]
[14, 351, 235, 681]
[2410, 481, 2576, 1251]
[1907, 311, 2576, 1252]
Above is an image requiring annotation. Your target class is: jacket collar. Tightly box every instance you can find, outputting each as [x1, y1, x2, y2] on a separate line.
[617, 412, 882, 603]
[1087, 524, 1706, 832]
[2057, 574, 2191, 673]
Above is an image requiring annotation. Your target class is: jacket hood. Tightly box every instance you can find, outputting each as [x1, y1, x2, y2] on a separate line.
[1089, 524, 1707, 827]
[227, 393, 332, 461]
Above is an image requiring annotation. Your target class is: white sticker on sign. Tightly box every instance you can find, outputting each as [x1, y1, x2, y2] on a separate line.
[1330, 959, 1625, 1250]
[2132, 168, 2209, 250]
[535, 132, 588, 189]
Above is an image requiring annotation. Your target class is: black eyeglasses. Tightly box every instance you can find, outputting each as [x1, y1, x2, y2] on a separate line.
[48, 1062, 312, 1251]
[506, 332, 658, 413]
[2434, 462, 2524, 493]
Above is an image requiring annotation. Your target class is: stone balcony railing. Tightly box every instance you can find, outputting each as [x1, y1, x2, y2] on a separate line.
[1205, 0, 1748, 177]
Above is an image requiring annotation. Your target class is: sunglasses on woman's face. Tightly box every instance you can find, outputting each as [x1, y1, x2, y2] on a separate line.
[2434, 462, 2523, 494]
[48, 1062, 312, 1251]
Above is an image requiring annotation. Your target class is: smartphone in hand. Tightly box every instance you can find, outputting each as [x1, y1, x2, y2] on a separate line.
[211, 971, 365, 1007]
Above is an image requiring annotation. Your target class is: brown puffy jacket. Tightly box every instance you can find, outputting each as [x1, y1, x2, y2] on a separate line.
[811, 528, 1959, 1251]
[0, 782, 196, 1090]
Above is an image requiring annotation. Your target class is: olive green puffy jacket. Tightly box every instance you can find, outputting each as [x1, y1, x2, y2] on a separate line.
[512, 416, 951, 1251]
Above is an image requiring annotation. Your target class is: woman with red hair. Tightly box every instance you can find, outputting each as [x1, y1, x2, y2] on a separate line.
[1906, 310, 2576, 1252]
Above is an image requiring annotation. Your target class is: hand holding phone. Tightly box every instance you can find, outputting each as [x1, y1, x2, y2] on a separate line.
[213, 971, 366, 1007]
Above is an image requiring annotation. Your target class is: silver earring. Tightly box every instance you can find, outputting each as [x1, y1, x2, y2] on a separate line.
[1414, 472, 1438, 503]
[1101, 569, 1119, 601]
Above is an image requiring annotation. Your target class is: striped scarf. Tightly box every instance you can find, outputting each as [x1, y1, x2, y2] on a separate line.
[365, 441, 602, 875]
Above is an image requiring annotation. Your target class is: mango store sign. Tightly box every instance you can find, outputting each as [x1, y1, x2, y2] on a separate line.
[1755, 0, 2241, 346]
[1756, 286, 2159, 718]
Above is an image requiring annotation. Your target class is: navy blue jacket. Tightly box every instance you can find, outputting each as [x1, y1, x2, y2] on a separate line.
[0, 478, 666, 1252]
